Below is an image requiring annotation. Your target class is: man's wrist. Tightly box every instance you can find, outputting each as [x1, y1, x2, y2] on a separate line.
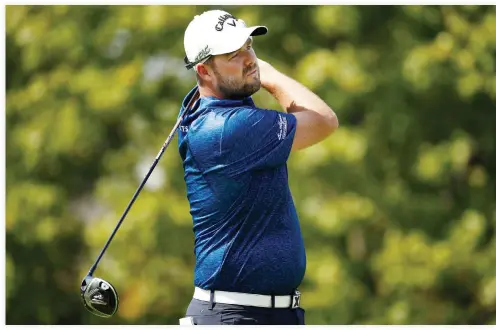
[261, 69, 281, 95]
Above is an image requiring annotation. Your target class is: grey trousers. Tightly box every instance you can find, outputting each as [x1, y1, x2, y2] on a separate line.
[180, 298, 305, 325]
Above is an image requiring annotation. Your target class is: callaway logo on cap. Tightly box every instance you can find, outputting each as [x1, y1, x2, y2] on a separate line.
[183, 10, 268, 70]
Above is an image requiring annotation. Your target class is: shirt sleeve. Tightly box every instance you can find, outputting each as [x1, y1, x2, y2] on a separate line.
[218, 107, 297, 176]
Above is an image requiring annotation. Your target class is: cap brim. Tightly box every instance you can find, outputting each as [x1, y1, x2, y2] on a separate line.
[212, 25, 268, 56]
[251, 26, 268, 36]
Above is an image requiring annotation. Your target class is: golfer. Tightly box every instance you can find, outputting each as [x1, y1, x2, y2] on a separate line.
[177, 10, 338, 325]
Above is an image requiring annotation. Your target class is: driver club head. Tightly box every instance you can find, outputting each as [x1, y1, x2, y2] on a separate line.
[80, 275, 119, 318]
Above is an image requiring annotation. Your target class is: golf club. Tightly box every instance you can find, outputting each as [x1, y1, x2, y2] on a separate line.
[80, 89, 200, 318]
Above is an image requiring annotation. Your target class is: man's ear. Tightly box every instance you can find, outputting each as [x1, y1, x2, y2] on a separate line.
[196, 63, 212, 82]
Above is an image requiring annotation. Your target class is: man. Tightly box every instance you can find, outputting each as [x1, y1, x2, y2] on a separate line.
[177, 9, 338, 325]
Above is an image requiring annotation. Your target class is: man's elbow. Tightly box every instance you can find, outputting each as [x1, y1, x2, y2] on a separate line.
[323, 111, 339, 136]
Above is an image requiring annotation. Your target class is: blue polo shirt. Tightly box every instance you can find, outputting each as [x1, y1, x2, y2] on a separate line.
[177, 86, 306, 295]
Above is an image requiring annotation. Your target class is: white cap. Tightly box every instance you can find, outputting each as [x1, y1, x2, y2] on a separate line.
[183, 10, 268, 70]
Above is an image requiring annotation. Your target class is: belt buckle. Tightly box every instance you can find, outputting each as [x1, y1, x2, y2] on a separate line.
[291, 290, 301, 308]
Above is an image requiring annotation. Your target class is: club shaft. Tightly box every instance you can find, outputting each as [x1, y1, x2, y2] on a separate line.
[88, 90, 198, 276]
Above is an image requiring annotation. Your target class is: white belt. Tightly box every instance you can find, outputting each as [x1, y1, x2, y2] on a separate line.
[193, 287, 301, 309]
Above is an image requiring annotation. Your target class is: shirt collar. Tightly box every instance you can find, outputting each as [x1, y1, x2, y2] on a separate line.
[199, 95, 256, 108]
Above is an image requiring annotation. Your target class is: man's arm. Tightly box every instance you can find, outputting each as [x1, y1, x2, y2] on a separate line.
[257, 59, 338, 151]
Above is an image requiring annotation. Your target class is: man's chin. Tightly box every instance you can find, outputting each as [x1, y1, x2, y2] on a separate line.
[220, 82, 261, 99]
[244, 85, 261, 98]
[249, 81, 262, 94]
[252, 85, 261, 95]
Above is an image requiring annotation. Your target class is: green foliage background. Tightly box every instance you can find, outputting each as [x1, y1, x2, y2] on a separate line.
[6, 5, 496, 325]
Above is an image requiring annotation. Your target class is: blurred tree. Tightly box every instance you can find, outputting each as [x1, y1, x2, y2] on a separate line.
[6, 5, 496, 325]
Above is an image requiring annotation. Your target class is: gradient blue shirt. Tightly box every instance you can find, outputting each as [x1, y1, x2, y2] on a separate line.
[177, 86, 306, 295]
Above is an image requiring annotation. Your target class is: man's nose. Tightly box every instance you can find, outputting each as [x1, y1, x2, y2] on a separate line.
[244, 53, 256, 69]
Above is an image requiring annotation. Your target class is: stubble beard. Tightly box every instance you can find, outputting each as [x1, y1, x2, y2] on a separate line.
[214, 67, 261, 100]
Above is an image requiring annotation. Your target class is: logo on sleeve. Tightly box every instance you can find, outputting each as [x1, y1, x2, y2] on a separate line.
[277, 114, 288, 140]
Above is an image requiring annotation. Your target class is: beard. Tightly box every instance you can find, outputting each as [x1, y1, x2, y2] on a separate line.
[213, 65, 261, 100]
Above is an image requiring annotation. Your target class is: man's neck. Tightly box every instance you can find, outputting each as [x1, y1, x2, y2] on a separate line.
[198, 85, 224, 99]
